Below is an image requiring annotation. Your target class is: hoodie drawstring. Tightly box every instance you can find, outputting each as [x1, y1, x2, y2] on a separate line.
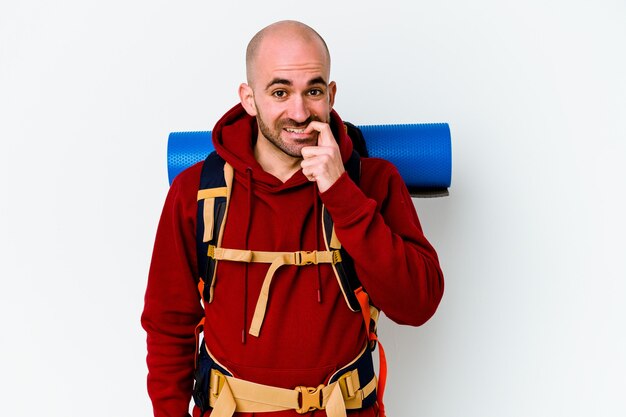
[313, 184, 323, 304]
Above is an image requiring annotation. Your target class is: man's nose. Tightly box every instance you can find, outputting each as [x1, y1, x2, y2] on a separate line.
[287, 95, 310, 123]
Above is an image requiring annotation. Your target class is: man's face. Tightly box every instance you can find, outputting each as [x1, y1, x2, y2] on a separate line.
[243, 35, 336, 158]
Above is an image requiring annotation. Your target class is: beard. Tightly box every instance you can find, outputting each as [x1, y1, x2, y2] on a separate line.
[256, 109, 325, 158]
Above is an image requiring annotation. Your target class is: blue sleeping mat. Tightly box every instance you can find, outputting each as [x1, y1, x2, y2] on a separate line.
[167, 123, 452, 197]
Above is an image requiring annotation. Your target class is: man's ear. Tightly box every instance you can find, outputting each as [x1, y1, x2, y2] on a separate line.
[239, 83, 257, 116]
[328, 81, 337, 110]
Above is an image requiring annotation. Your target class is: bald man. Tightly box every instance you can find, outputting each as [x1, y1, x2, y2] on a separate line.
[142, 20, 444, 417]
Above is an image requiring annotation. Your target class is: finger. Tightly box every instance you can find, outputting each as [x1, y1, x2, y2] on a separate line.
[301, 145, 333, 159]
[300, 163, 317, 181]
[305, 121, 337, 148]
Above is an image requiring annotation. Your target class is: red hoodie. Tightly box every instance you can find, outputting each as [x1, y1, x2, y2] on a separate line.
[142, 104, 444, 417]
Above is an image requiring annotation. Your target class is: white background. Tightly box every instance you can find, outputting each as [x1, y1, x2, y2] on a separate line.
[1, 1, 625, 416]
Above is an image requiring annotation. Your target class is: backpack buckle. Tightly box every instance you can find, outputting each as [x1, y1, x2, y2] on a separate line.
[295, 384, 324, 413]
[210, 369, 227, 398]
[207, 244, 216, 259]
[296, 251, 317, 265]
[337, 370, 359, 400]
[332, 250, 342, 264]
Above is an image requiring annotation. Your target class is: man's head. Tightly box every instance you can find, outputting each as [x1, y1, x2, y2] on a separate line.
[239, 20, 336, 158]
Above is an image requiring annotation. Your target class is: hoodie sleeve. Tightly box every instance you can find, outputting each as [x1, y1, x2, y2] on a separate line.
[141, 166, 204, 417]
[319, 158, 444, 326]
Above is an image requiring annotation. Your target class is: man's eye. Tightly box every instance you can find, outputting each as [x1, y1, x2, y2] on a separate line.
[308, 89, 323, 96]
[273, 90, 287, 98]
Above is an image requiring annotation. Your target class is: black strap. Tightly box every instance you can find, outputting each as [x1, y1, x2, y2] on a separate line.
[196, 151, 226, 287]
[321, 150, 363, 311]
[344, 121, 369, 157]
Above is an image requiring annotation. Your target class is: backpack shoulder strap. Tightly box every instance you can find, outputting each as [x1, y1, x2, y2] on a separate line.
[196, 151, 232, 304]
[322, 149, 363, 312]
[343, 121, 369, 157]
[323, 147, 383, 362]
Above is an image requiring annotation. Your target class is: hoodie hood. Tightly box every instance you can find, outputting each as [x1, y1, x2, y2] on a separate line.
[211, 103, 354, 189]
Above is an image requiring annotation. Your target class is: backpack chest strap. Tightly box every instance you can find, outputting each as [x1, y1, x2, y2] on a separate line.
[208, 244, 342, 337]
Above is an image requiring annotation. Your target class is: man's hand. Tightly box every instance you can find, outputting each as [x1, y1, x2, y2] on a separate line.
[300, 121, 345, 193]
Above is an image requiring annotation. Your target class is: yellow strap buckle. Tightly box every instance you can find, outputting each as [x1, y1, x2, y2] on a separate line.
[296, 251, 318, 265]
[337, 370, 360, 400]
[210, 369, 227, 398]
[295, 384, 324, 413]
[332, 250, 342, 264]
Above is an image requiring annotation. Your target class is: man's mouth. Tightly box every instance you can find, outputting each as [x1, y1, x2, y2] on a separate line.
[284, 127, 307, 134]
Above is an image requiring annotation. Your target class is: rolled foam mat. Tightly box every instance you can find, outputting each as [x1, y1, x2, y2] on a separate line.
[168, 123, 451, 197]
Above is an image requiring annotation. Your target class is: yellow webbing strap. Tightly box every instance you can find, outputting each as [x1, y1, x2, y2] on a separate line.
[208, 366, 376, 417]
[208, 245, 339, 337]
[197, 187, 228, 243]
[202, 198, 215, 242]
[197, 187, 228, 201]
[329, 226, 341, 250]
[217, 164, 234, 249]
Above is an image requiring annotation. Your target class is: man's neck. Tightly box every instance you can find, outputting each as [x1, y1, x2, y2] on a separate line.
[254, 133, 302, 182]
